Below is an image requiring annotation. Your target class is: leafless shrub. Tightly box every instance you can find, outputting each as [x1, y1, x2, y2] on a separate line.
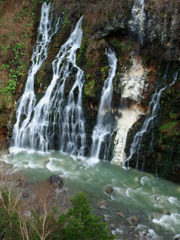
[0, 164, 71, 240]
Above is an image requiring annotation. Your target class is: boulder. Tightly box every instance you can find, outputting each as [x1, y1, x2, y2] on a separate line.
[16, 179, 28, 188]
[173, 234, 180, 240]
[116, 211, 124, 217]
[98, 200, 108, 208]
[105, 186, 113, 194]
[127, 215, 140, 224]
[48, 175, 63, 188]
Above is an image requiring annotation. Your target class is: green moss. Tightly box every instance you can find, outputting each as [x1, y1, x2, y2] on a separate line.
[0, 113, 10, 127]
[101, 66, 109, 81]
[169, 113, 179, 120]
[84, 79, 96, 97]
[110, 39, 121, 49]
[160, 121, 178, 136]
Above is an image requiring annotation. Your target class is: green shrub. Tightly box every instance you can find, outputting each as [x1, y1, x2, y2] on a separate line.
[0, 189, 115, 240]
[0, 190, 21, 240]
[58, 192, 116, 240]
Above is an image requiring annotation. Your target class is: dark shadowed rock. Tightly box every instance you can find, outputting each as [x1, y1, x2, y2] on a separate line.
[174, 234, 180, 240]
[127, 215, 140, 224]
[98, 200, 108, 208]
[48, 175, 63, 188]
[105, 186, 113, 194]
[22, 192, 29, 198]
[16, 179, 28, 188]
[45, 63, 53, 74]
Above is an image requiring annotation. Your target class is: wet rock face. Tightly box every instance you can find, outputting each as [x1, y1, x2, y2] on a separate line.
[88, 0, 180, 62]
[0, 127, 9, 150]
[94, 14, 128, 39]
[144, 10, 180, 62]
[125, 67, 180, 183]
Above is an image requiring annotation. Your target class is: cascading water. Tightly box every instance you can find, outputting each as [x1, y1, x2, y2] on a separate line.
[125, 71, 178, 168]
[11, 2, 60, 152]
[61, 60, 86, 157]
[11, 16, 86, 156]
[90, 48, 117, 163]
[129, 0, 146, 45]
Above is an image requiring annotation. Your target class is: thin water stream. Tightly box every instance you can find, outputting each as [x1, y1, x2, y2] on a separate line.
[2, 152, 180, 240]
[90, 48, 117, 162]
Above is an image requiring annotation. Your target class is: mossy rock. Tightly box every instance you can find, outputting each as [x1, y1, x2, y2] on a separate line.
[160, 121, 178, 136]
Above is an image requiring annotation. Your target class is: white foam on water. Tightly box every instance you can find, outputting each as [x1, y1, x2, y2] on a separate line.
[126, 187, 148, 198]
[46, 158, 58, 172]
[152, 195, 171, 209]
[169, 197, 179, 206]
[111, 228, 124, 235]
[152, 213, 180, 233]
[104, 214, 110, 221]
[87, 157, 100, 166]
[26, 161, 44, 169]
[9, 146, 51, 156]
[146, 229, 160, 240]
[140, 176, 149, 185]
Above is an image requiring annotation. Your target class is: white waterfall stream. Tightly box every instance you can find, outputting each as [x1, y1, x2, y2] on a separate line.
[89, 48, 117, 163]
[129, 0, 146, 45]
[11, 2, 60, 152]
[125, 71, 178, 168]
[11, 16, 85, 156]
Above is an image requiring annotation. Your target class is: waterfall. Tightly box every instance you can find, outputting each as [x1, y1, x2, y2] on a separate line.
[59, 17, 86, 157]
[61, 55, 86, 157]
[11, 16, 85, 156]
[11, 2, 60, 152]
[129, 0, 145, 45]
[125, 71, 178, 168]
[89, 48, 117, 163]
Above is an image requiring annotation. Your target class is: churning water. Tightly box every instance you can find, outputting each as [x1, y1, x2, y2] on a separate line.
[1, 152, 180, 240]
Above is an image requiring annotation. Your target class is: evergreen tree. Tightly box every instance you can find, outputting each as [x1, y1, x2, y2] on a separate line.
[58, 192, 116, 240]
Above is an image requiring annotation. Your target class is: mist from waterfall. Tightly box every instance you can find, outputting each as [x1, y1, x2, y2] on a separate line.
[11, 2, 60, 152]
[89, 48, 117, 163]
[125, 71, 178, 168]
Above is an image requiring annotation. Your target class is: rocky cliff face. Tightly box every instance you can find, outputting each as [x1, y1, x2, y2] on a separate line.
[0, 0, 179, 182]
[0, 0, 45, 149]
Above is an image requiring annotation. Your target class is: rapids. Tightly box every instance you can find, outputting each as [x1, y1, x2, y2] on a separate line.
[2, 152, 180, 240]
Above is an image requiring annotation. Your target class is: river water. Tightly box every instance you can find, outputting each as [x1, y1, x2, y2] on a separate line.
[1, 151, 180, 240]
